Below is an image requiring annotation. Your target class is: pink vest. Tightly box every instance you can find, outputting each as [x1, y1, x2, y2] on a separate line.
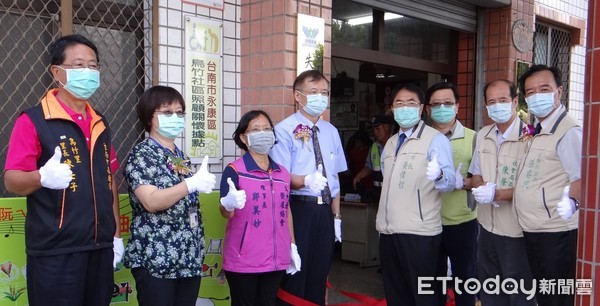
[222, 156, 292, 273]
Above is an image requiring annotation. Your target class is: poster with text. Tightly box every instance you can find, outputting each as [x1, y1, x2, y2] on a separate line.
[184, 16, 223, 163]
[297, 13, 325, 75]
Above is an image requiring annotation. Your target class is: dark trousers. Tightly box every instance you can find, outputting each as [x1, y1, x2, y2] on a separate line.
[278, 198, 334, 306]
[523, 229, 577, 306]
[26, 248, 114, 306]
[478, 227, 536, 306]
[379, 233, 442, 306]
[225, 270, 285, 306]
[131, 267, 201, 306]
[437, 219, 479, 306]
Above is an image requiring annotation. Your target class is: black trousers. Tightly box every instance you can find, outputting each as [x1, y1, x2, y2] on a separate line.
[225, 270, 285, 306]
[437, 219, 479, 306]
[478, 227, 536, 306]
[379, 233, 442, 306]
[131, 267, 201, 306]
[26, 248, 114, 306]
[523, 229, 577, 306]
[278, 197, 334, 306]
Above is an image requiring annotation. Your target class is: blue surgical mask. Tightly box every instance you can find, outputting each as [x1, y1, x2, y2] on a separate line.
[300, 93, 328, 117]
[58, 67, 100, 99]
[393, 107, 420, 128]
[430, 105, 456, 124]
[157, 114, 185, 139]
[486, 102, 513, 124]
[247, 130, 275, 154]
[525, 92, 556, 118]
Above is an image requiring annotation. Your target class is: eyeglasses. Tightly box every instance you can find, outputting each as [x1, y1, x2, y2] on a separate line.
[392, 101, 420, 108]
[429, 101, 456, 108]
[297, 89, 330, 97]
[155, 110, 186, 118]
[60, 63, 100, 71]
[247, 127, 274, 133]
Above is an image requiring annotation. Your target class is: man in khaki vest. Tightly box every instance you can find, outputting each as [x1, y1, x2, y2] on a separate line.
[376, 83, 455, 306]
[515, 65, 582, 306]
[470, 80, 535, 306]
[426, 82, 477, 306]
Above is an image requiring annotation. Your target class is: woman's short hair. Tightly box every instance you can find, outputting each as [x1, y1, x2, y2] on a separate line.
[137, 86, 185, 132]
[233, 110, 275, 151]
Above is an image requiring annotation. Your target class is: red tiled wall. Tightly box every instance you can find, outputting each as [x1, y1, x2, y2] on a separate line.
[455, 32, 476, 129]
[240, 0, 332, 123]
[577, 0, 600, 304]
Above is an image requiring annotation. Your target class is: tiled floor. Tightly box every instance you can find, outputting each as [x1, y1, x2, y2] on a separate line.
[327, 246, 385, 305]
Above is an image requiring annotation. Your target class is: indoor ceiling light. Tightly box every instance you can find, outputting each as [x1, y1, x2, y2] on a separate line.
[347, 12, 403, 26]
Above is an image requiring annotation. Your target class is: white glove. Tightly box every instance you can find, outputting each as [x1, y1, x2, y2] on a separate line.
[557, 186, 577, 220]
[473, 182, 496, 204]
[426, 151, 442, 181]
[113, 237, 124, 268]
[334, 218, 342, 242]
[184, 156, 216, 194]
[220, 177, 246, 212]
[39, 146, 73, 189]
[286, 243, 301, 275]
[304, 164, 328, 193]
[454, 163, 464, 190]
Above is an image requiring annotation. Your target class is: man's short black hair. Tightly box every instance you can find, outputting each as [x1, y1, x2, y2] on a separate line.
[518, 64, 562, 93]
[390, 83, 425, 105]
[293, 70, 330, 92]
[48, 34, 99, 66]
[425, 82, 459, 105]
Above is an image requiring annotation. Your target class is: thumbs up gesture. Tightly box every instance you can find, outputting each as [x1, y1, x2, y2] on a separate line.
[557, 186, 577, 220]
[39, 146, 72, 189]
[454, 163, 464, 190]
[304, 164, 328, 193]
[426, 150, 442, 181]
[184, 156, 216, 194]
[220, 177, 247, 212]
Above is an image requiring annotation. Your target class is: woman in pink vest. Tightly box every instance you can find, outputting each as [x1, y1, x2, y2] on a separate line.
[219, 110, 300, 306]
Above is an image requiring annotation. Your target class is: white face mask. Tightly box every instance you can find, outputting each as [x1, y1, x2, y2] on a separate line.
[247, 130, 275, 154]
[299, 92, 329, 117]
[486, 102, 513, 124]
[525, 92, 556, 118]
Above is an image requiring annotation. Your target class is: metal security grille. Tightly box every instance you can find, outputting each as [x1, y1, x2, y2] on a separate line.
[0, 0, 154, 196]
[532, 22, 571, 106]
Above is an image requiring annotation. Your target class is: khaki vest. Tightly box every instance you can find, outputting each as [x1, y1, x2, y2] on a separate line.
[441, 124, 477, 225]
[476, 119, 526, 237]
[376, 121, 442, 236]
[514, 111, 580, 232]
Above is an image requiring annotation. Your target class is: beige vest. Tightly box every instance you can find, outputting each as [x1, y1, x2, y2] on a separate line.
[376, 121, 442, 236]
[514, 111, 580, 232]
[476, 119, 526, 237]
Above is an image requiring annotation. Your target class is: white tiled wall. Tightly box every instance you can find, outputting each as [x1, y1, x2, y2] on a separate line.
[156, 0, 242, 178]
[537, 0, 588, 123]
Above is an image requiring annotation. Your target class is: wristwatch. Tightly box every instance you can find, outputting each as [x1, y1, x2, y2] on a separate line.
[333, 213, 342, 219]
[570, 197, 580, 211]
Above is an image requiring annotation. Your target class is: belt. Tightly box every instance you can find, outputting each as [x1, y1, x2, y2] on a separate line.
[290, 194, 329, 205]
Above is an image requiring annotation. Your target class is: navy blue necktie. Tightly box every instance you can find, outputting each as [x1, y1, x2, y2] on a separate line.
[535, 123, 542, 135]
[395, 133, 407, 156]
[312, 125, 332, 204]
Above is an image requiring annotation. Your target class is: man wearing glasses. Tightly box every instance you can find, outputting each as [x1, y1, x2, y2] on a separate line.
[271, 70, 347, 305]
[425, 82, 478, 306]
[376, 83, 455, 306]
[4, 34, 121, 306]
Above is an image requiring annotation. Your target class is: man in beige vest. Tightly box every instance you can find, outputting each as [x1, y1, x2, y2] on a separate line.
[514, 65, 582, 306]
[470, 80, 535, 306]
[376, 83, 455, 306]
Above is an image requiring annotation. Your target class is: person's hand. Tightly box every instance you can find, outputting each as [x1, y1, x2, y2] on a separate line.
[454, 163, 464, 190]
[557, 186, 577, 220]
[184, 156, 216, 194]
[352, 176, 360, 189]
[426, 151, 442, 181]
[220, 177, 246, 212]
[473, 182, 496, 204]
[39, 146, 73, 189]
[286, 243, 301, 275]
[334, 218, 342, 242]
[304, 164, 328, 193]
[113, 237, 124, 268]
